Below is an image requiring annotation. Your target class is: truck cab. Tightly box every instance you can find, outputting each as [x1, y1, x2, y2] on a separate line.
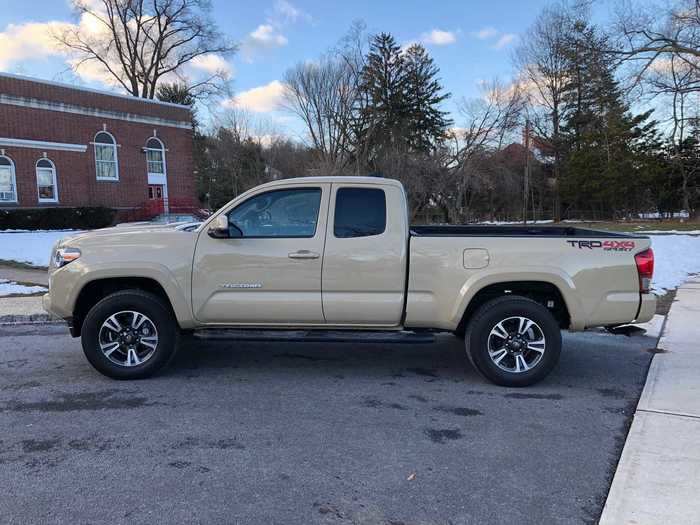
[192, 178, 409, 327]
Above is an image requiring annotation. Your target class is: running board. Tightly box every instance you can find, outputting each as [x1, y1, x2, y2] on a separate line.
[193, 329, 435, 344]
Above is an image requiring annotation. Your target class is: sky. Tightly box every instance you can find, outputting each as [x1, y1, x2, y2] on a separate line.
[0, 0, 613, 140]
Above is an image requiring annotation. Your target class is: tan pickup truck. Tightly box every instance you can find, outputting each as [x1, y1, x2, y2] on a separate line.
[43, 176, 656, 386]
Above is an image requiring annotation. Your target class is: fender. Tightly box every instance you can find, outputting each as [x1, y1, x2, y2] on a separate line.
[450, 266, 586, 331]
[61, 261, 196, 329]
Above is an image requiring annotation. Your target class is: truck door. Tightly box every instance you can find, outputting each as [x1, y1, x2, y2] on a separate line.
[192, 183, 329, 324]
[321, 183, 408, 326]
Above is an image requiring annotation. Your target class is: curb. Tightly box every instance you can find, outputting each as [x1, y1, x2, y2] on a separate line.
[600, 280, 700, 524]
[0, 313, 60, 325]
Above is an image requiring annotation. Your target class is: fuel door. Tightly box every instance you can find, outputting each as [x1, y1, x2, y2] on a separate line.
[463, 248, 490, 269]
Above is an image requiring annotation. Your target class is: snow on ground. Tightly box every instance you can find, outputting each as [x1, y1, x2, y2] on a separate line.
[647, 234, 700, 295]
[478, 219, 555, 225]
[0, 279, 47, 297]
[0, 230, 77, 267]
[636, 230, 700, 235]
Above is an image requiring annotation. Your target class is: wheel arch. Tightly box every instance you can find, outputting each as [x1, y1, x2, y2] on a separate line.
[71, 277, 179, 337]
[455, 280, 573, 336]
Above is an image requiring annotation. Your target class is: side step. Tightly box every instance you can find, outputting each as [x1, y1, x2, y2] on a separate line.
[193, 329, 436, 344]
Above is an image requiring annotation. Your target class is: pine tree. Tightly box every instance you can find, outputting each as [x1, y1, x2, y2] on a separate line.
[560, 22, 655, 217]
[402, 44, 452, 152]
[357, 34, 452, 167]
[359, 32, 409, 157]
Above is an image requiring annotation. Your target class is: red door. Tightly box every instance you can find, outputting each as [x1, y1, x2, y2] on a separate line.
[148, 185, 165, 215]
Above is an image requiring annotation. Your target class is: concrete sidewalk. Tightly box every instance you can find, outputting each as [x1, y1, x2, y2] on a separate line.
[601, 277, 700, 525]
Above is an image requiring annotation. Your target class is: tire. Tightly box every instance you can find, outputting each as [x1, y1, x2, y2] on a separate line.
[81, 290, 179, 379]
[464, 295, 561, 387]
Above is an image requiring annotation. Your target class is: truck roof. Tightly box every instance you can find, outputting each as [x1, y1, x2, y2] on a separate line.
[258, 176, 404, 189]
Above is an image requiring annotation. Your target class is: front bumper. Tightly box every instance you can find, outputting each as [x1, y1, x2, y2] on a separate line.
[42, 293, 53, 316]
[636, 293, 657, 324]
[42, 293, 76, 335]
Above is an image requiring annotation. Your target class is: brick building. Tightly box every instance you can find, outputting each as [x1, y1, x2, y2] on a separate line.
[0, 73, 196, 221]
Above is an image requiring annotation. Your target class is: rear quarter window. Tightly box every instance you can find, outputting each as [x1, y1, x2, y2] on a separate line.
[334, 187, 386, 238]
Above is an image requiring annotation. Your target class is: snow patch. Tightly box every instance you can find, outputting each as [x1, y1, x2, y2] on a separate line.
[0, 279, 47, 297]
[0, 230, 77, 267]
[635, 230, 700, 235]
[648, 234, 700, 294]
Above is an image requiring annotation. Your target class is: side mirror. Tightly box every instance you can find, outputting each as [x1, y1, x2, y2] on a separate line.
[207, 215, 230, 239]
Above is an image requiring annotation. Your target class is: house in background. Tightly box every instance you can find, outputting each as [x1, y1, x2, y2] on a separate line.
[0, 73, 197, 222]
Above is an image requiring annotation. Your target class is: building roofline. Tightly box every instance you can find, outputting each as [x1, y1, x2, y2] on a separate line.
[0, 72, 191, 110]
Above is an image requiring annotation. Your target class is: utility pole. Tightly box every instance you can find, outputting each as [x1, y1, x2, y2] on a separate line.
[523, 119, 530, 225]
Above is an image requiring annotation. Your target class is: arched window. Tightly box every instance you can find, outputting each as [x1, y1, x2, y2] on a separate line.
[94, 131, 119, 180]
[145, 137, 166, 176]
[36, 158, 58, 203]
[0, 155, 17, 203]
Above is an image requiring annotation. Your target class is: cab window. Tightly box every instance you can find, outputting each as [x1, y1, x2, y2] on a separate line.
[334, 187, 386, 238]
[228, 188, 321, 238]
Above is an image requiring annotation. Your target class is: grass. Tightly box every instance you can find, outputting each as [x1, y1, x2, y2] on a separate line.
[0, 259, 47, 271]
[570, 220, 700, 233]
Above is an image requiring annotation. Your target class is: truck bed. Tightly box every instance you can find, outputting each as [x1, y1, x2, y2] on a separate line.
[410, 225, 640, 238]
[406, 224, 652, 332]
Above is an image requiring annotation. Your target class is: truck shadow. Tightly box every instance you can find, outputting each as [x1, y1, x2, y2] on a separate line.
[162, 330, 656, 391]
[167, 333, 477, 384]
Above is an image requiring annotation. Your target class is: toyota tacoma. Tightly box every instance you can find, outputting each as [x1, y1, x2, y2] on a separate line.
[43, 177, 656, 386]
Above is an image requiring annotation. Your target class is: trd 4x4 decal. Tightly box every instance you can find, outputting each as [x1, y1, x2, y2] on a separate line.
[566, 240, 636, 251]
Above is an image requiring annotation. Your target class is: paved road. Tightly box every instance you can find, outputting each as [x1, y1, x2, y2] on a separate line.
[0, 325, 655, 524]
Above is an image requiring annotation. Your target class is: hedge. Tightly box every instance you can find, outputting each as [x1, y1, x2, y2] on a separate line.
[0, 207, 117, 230]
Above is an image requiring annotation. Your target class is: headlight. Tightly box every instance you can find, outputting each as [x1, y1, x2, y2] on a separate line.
[53, 247, 81, 268]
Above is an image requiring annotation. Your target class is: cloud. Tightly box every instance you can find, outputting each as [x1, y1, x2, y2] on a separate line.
[471, 27, 517, 50]
[420, 29, 457, 46]
[0, 12, 234, 92]
[493, 33, 516, 49]
[271, 0, 312, 24]
[223, 80, 286, 113]
[249, 24, 288, 48]
[0, 14, 123, 87]
[190, 54, 234, 78]
[0, 21, 71, 70]
[473, 27, 498, 40]
[241, 0, 311, 61]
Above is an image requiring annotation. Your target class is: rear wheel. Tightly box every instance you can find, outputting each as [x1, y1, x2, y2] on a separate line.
[81, 290, 179, 379]
[465, 296, 561, 387]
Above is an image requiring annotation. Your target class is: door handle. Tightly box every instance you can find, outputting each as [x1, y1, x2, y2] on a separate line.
[288, 250, 320, 260]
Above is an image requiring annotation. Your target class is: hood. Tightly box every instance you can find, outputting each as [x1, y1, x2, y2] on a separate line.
[57, 221, 201, 247]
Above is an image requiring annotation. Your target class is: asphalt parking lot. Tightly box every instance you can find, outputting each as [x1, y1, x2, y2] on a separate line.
[0, 325, 655, 525]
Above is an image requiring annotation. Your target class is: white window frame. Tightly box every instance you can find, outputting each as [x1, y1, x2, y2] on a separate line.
[0, 154, 18, 204]
[93, 131, 119, 181]
[36, 158, 59, 203]
[145, 137, 167, 178]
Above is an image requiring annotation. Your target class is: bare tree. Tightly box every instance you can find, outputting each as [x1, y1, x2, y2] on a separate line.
[515, 3, 582, 221]
[445, 80, 525, 222]
[335, 21, 372, 175]
[56, 0, 236, 99]
[613, 0, 700, 91]
[664, 56, 700, 217]
[282, 55, 358, 174]
[612, 1, 700, 217]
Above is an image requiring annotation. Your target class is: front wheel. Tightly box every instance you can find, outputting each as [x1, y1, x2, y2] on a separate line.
[81, 290, 179, 379]
[465, 296, 562, 387]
